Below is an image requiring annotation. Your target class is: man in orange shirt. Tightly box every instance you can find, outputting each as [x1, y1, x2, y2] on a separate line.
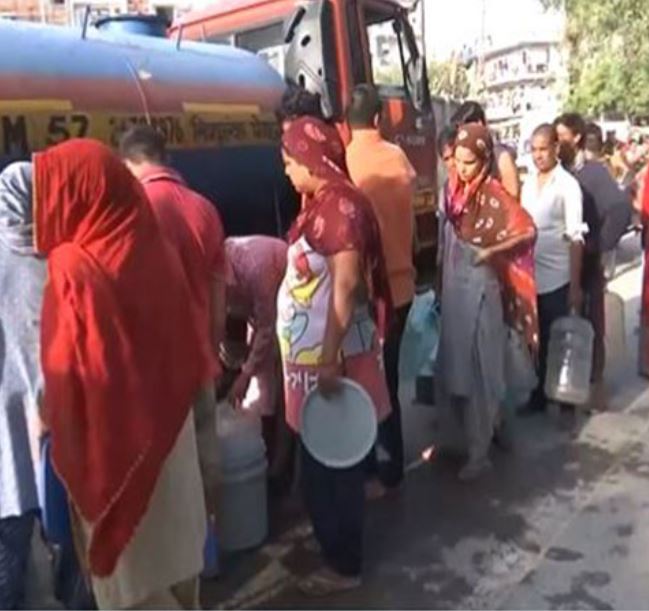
[346, 85, 416, 491]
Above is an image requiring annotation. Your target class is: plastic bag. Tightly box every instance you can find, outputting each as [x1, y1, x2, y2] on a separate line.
[503, 329, 538, 409]
[399, 290, 441, 381]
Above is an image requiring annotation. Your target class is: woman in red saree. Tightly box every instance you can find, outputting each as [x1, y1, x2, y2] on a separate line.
[34, 139, 212, 609]
[278, 117, 391, 596]
[436, 123, 538, 481]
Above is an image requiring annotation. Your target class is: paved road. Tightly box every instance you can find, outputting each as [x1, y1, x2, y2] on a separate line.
[201, 238, 649, 610]
[26, 236, 648, 610]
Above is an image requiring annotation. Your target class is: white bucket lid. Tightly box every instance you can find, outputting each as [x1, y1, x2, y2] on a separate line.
[301, 378, 377, 469]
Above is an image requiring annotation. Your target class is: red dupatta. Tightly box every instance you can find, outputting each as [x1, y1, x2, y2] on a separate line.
[449, 124, 539, 351]
[640, 164, 649, 372]
[282, 117, 392, 333]
[34, 140, 209, 576]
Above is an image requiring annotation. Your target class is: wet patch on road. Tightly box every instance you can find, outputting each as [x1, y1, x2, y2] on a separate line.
[545, 547, 584, 562]
[614, 523, 634, 537]
[544, 570, 613, 610]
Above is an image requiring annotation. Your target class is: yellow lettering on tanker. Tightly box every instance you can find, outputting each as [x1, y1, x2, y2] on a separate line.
[45, 114, 90, 145]
[0, 110, 280, 156]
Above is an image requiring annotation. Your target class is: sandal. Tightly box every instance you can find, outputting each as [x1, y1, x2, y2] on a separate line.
[298, 568, 361, 597]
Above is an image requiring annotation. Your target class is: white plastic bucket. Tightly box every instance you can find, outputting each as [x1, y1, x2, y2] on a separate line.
[218, 458, 268, 552]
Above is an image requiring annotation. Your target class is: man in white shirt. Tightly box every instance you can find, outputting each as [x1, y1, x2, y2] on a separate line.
[522, 123, 587, 413]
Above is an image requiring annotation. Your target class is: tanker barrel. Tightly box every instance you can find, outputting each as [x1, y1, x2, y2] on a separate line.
[0, 20, 297, 238]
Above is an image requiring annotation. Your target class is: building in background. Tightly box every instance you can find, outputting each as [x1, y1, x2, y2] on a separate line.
[479, 38, 567, 146]
[0, 0, 68, 23]
[460, 5, 568, 167]
[0, 0, 192, 25]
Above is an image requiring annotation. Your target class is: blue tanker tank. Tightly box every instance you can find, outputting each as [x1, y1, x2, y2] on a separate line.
[0, 18, 297, 237]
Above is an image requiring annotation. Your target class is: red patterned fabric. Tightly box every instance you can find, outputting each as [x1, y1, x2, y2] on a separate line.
[449, 123, 539, 351]
[640, 164, 649, 375]
[34, 140, 208, 576]
[282, 117, 392, 330]
[282, 116, 348, 182]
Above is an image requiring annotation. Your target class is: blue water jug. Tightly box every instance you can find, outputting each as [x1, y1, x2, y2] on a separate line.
[202, 519, 220, 579]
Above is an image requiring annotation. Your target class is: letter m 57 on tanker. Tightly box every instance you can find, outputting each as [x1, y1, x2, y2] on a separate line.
[1, 3, 437, 279]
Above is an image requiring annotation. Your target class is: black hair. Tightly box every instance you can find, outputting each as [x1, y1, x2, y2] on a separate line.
[277, 81, 324, 123]
[347, 84, 382, 128]
[118, 125, 167, 163]
[585, 121, 604, 154]
[532, 123, 558, 145]
[554, 112, 587, 149]
[437, 125, 457, 152]
[450, 101, 487, 126]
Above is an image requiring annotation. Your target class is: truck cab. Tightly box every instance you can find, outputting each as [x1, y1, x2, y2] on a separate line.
[171, 0, 438, 273]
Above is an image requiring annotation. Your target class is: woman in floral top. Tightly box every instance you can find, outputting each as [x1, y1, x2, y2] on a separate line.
[278, 116, 391, 596]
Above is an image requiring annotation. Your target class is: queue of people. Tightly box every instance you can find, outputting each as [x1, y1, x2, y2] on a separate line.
[0, 87, 645, 610]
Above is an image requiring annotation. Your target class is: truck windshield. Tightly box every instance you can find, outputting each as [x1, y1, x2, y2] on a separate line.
[362, 4, 416, 95]
[229, 20, 287, 76]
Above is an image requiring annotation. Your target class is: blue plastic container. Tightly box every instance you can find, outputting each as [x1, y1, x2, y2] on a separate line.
[202, 520, 220, 579]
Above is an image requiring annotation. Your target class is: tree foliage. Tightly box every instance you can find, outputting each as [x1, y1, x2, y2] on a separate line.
[427, 59, 470, 100]
[373, 59, 470, 101]
[541, 0, 649, 118]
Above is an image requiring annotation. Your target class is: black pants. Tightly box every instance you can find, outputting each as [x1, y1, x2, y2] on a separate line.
[0, 512, 35, 611]
[531, 284, 570, 409]
[582, 253, 606, 383]
[301, 443, 365, 577]
[376, 302, 411, 487]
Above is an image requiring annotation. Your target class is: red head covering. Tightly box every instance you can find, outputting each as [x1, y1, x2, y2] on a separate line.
[282, 117, 392, 331]
[455, 122, 494, 160]
[448, 122, 494, 217]
[448, 124, 539, 351]
[282, 116, 348, 181]
[34, 139, 208, 576]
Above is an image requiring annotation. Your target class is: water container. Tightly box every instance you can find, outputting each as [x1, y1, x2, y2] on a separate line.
[202, 517, 220, 579]
[218, 458, 268, 551]
[216, 402, 268, 552]
[218, 402, 266, 470]
[545, 315, 594, 405]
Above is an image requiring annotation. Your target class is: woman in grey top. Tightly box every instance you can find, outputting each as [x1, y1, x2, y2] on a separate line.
[0, 162, 47, 609]
[436, 124, 538, 481]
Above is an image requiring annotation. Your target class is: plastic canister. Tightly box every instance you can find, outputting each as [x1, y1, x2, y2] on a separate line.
[544, 315, 594, 405]
[218, 404, 266, 470]
[218, 458, 268, 552]
[216, 402, 268, 552]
